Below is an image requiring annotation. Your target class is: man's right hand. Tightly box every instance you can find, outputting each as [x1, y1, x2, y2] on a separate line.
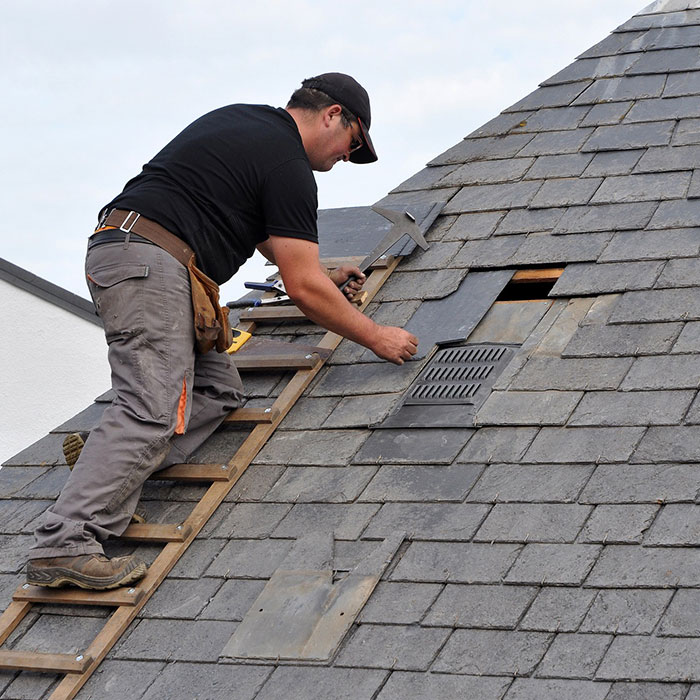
[370, 326, 418, 365]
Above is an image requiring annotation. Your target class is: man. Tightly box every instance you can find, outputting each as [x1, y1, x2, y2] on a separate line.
[27, 73, 418, 590]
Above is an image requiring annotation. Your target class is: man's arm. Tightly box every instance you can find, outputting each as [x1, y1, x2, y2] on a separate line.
[258, 236, 417, 365]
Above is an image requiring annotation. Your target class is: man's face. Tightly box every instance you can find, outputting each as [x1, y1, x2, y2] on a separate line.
[309, 113, 363, 172]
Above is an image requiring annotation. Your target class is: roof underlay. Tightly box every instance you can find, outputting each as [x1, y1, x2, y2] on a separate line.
[4, 0, 700, 697]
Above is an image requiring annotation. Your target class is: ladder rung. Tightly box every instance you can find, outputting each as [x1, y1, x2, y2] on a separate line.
[240, 306, 308, 322]
[224, 406, 278, 423]
[13, 584, 144, 607]
[119, 523, 191, 542]
[0, 650, 92, 673]
[150, 463, 236, 481]
[234, 354, 322, 371]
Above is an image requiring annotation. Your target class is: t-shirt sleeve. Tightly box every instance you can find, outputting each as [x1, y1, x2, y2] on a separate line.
[262, 158, 318, 243]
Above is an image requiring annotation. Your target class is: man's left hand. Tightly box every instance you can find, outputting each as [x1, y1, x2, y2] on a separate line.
[330, 265, 366, 299]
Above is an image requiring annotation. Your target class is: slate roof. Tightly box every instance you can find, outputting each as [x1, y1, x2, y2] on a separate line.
[4, 1, 700, 697]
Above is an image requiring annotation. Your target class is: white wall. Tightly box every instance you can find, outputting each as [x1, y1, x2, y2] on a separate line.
[0, 280, 110, 464]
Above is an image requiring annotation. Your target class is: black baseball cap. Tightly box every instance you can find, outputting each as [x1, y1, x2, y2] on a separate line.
[301, 72, 378, 164]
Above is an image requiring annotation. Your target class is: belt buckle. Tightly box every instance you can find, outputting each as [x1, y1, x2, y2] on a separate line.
[119, 211, 141, 234]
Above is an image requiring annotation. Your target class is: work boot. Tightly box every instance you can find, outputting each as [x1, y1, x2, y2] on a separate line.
[26, 553, 147, 590]
[62, 432, 147, 524]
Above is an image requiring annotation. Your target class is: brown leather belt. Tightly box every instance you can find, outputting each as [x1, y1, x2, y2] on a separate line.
[96, 209, 195, 268]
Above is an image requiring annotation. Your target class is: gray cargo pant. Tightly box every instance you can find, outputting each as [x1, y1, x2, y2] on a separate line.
[30, 238, 244, 559]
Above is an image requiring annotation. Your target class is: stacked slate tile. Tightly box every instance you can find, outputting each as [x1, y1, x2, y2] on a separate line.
[4, 0, 700, 697]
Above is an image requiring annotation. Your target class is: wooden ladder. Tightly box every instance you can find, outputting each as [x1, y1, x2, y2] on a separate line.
[0, 258, 398, 700]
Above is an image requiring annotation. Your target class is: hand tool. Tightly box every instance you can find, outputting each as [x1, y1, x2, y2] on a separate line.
[226, 327, 252, 353]
[244, 279, 286, 294]
[338, 207, 430, 292]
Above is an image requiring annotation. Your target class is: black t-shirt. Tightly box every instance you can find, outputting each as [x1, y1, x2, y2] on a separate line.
[103, 104, 318, 283]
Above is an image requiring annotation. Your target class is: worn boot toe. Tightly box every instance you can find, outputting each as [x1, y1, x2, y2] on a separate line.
[26, 553, 147, 590]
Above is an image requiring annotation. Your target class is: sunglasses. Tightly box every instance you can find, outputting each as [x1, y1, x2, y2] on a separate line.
[348, 116, 364, 153]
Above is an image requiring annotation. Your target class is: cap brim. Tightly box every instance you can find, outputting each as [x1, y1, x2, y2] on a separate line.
[349, 117, 377, 164]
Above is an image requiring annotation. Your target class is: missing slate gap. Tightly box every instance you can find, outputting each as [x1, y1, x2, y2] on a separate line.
[496, 266, 564, 302]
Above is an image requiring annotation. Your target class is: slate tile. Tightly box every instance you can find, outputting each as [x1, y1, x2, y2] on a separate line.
[0, 535, 33, 574]
[645, 504, 700, 545]
[665, 71, 700, 99]
[390, 542, 521, 583]
[657, 259, 700, 290]
[354, 429, 473, 465]
[650, 199, 700, 229]
[321, 395, 398, 430]
[12, 614, 105, 654]
[537, 632, 612, 679]
[583, 121, 675, 152]
[543, 54, 642, 85]
[428, 134, 536, 167]
[510, 232, 612, 266]
[0, 467, 46, 497]
[622, 355, 700, 390]
[444, 211, 505, 240]
[577, 30, 647, 60]
[562, 322, 681, 357]
[359, 464, 483, 503]
[529, 177, 602, 209]
[673, 118, 700, 146]
[475, 391, 582, 427]
[599, 228, 700, 261]
[139, 577, 223, 620]
[523, 427, 644, 463]
[519, 587, 597, 632]
[494, 208, 566, 236]
[578, 505, 659, 544]
[376, 672, 510, 700]
[659, 590, 700, 636]
[52, 401, 106, 433]
[568, 390, 694, 427]
[206, 539, 292, 579]
[581, 589, 673, 634]
[690, 169, 700, 198]
[423, 583, 537, 629]
[312, 362, 422, 399]
[504, 678, 611, 700]
[397, 240, 462, 272]
[524, 153, 594, 180]
[141, 663, 271, 700]
[255, 667, 387, 700]
[606, 681, 689, 700]
[552, 202, 657, 234]
[573, 75, 666, 104]
[224, 464, 286, 503]
[634, 426, 700, 462]
[582, 150, 644, 177]
[475, 504, 592, 544]
[625, 95, 700, 122]
[187, 428, 248, 464]
[278, 396, 339, 430]
[626, 46, 700, 74]
[443, 181, 542, 214]
[2, 433, 63, 467]
[579, 101, 634, 127]
[505, 81, 592, 111]
[596, 636, 700, 681]
[167, 538, 226, 578]
[505, 544, 601, 585]
[374, 268, 467, 302]
[636, 145, 700, 173]
[467, 110, 535, 138]
[586, 545, 700, 587]
[363, 502, 489, 540]
[262, 465, 376, 503]
[1, 670, 57, 700]
[439, 158, 535, 187]
[194, 578, 265, 622]
[515, 106, 590, 132]
[452, 235, 525, 267]
[517, 129, 595, 157]
[376, 188, 458, 210]
[335, 624, 449, 671]
[210, 503, 291, 538]
[509, 357, 633, 391]
[685, 392, 700, 424]
[0, 499, 51, 535]
[525, 298, 595, 359]
[0, 573, 23, 610]
[593, 172, 691, 205]
[255, 429, 368, 466]
[674, 322, 700, 354]
[390, 164, 460, 192]
[433, 629, 552, 675]
[272, 503, 378, 540]
[466, 464, 593, 503]
[581, 463, 700, 504]
[456, 427, 538, 463]
[359, 582, 442, 624]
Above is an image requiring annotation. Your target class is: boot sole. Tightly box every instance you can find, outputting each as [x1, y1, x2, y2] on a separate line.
[62, 433, 86, 470]
[27, 562, 147, 590]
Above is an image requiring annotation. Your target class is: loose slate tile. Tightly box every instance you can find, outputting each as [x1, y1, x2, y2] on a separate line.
[363, 503, 489, 540]
[475, 391, 582, 427]
[423, 584, 537, 629]
[635, 145, 700, 173]
[536, 632, 612, 679]
[581, 589, 673, 634]
[391, 542, 521, 583]
[445, 211, 505, 240]
[262, 465, 377, 503]
[255, 667, 387, 700]
[599, 228, 700, 261]
[206, 539, 292, 579]
[582, 150, 644, 177]
[659, 590, 700, 636]
[504, 81, 592, 112]
[354, 429, 474, 465]
[523, 427, 644, 464]
[645, 504, 700, 545]
[504, 678, 611, 700]
[466, 464, 593, 503]
[141, 663, 271, 700]
[649, 199, 700, 229]
[581, 463, 700, 503]
[439, 158, 535, 187]
[505, 544, 602, 585]
[596, 636, 700, 681]
[607, 682, 689, 700]
[452, 235, 525, 268]
[586, 545, 700, 587]
[335, 624, 449, 671]
[360, 464, 483, 503]
[374, 268, 467, 302]
[271, 504, 379, 540]
[568, 390, 694, 427]
[359, 582, 442, 624]
[562, 322, 681, 358]
[634, 426, 700, 462]
[376, 672, 510, 700]
[255, 429, 369, 466]
[578, 505, 659, 544]
[509, 357, 633, 391]
[199, 578, 267, 621]
[517, 129, 595, 157]
[529, 177, 602, 209]
[573, 75, 667, 104]
[456, 427, 538, 464]
[474, 504, 592, 544]
[140, 577, 223, 620]
[580, 101, 634, 127]
[443, 180, 542, 214]
[524, 153, 595, 179]
[552, 202, 657, 234]
[433, 629, 552, 675]
[519, 587, 597, 632]
[673, 118, 700, 146]
[591, 172, 691, 204]
[625, 95, 700, 122]
[622, 354, 700, 390]
[510, 232, 612, 266]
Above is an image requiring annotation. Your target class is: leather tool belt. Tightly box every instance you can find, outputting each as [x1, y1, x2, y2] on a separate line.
[97, 209, 233, 354]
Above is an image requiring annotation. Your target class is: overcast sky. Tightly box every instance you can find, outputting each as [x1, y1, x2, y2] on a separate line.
[1, 0, 646, 304]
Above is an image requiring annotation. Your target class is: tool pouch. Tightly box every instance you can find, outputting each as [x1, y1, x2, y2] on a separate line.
[187, 257, 233, 354]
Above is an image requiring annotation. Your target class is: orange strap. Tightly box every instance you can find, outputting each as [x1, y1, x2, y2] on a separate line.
[175, 376, 187, 435]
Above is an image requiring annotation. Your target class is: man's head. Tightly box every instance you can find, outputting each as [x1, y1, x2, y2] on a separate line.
[287, 72, 377, 170]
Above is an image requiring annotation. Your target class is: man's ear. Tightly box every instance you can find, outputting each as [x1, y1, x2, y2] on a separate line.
[322, 104, 343, 126]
